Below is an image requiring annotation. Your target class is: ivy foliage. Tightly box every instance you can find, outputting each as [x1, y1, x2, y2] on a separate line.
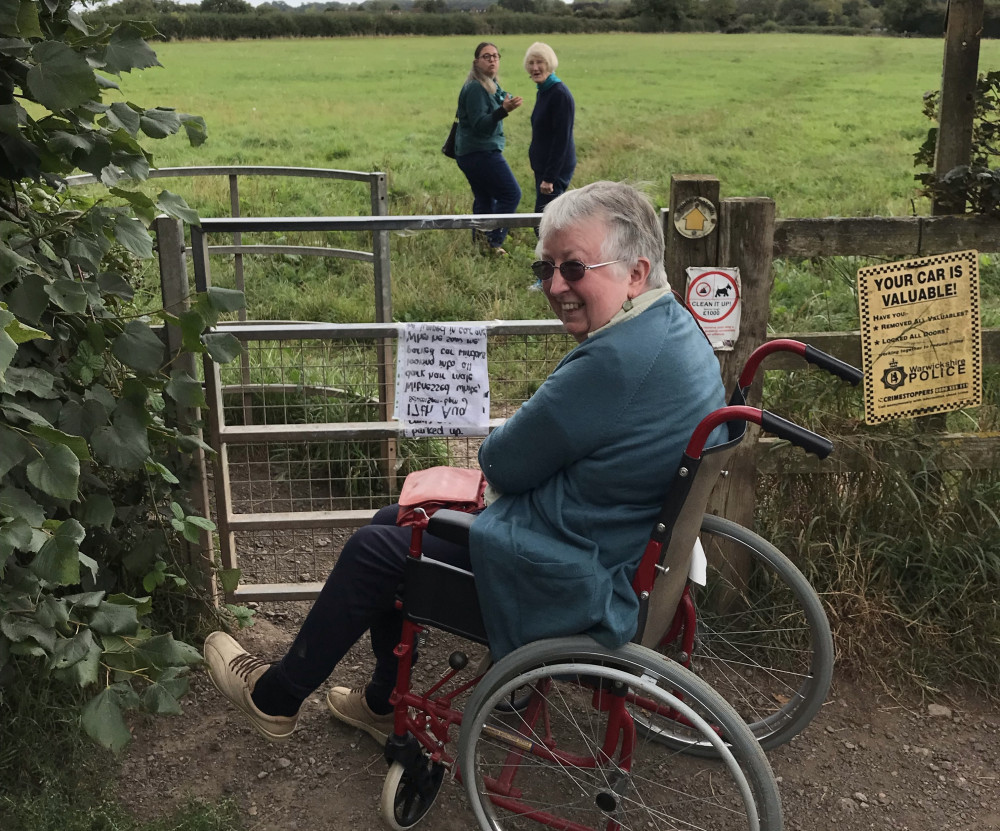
[1, 0, 241, 751]
[916, 69, 1000, 215]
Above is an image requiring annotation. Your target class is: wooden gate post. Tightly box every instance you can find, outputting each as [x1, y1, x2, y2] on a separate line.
[706, 197, 776, 531]
[155, 216, 216, 600]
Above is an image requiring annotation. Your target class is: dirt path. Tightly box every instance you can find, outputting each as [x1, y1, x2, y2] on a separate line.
[117, 604, 1000, 831]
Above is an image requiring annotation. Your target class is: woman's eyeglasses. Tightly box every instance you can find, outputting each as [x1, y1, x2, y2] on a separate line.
[531, 260, 621, 282]
[479, 53, 501, 61]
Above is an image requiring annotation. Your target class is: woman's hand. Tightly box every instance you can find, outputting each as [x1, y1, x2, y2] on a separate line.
[503, 94, 523, 113]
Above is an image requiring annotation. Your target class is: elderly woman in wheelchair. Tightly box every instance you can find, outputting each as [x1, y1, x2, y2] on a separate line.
[204, 181, 784, 830]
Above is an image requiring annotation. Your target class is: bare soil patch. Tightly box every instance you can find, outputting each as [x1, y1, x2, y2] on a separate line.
[117, 599, 1000, 831]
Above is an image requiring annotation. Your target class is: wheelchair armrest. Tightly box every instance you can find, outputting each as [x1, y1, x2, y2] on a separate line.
[426, 509, 475, 547]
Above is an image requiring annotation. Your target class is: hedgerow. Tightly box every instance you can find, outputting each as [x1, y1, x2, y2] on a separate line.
[1, 0, 242, 750]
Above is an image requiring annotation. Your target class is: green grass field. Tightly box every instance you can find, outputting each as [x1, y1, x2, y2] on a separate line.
[119, 33, 1000, 220]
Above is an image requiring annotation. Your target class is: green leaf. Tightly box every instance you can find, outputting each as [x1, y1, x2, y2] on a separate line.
[91, 405, 150, 470]
[0, 487, 46, 527]
[67, 340, 106, 386]
[2, 366, 56, 397]
[29, 424, 91, 461]
[156, 190, 199, 226]
[144, 460, 178, 484]
[0, 241, 34, 277]
[50, 628, 95, 670]
[142, 679, 183, 715]
[6, 272, 49, 324]
[104, 102, 141, 136]
[0, 426, 31, 478]
[63, 398, 108, 439]
[139, 107, 180, 139]
[97, 272, 135, 301]
[101, 23, 161, 75]
[26, 443, 80, 501]
[0, 517, 33, 570]
[88, 601, 139, 636]
[30, 518, 86, 586]
[111, 320, 164, 375]
[202, 332, 243, 364]
[0, 613, 57, 653]
[2, 311, 50, 346]
[164, 368, 206, 409]
[44, 278, 89, 313]
[113, 216, 153, 259]
[109, 188, 156, 226]
[27, 41, 100, 112]
[34, 594, 70, 628]
[76, 493, 116, 529]
[52, 635, 101, 687]
[15, 0, 43, 39]
[133, 633, 201, 669]
[65, 591, 106, 610]
[180, 114, 208, 148]
[82, 687, 132, 752]
[206, 287, 245, 313]
[219, 567, 242, 594]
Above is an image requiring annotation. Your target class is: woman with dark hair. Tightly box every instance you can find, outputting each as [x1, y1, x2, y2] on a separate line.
[453, 41, 523, 256]
[524, 41, 576, 217]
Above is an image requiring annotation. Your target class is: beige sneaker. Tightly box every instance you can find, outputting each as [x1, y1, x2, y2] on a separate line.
[203, 631, 297, 742]
[326, 686, 395, 744]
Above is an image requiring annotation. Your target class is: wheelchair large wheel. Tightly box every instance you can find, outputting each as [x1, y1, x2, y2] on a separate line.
[658, 514, 834, 754]
[458, 636, 782, 831]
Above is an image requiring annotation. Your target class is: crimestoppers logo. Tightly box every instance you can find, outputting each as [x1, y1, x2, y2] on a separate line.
[881, 360, 907, 391]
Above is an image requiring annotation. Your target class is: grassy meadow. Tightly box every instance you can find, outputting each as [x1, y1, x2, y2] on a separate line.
[119, 33, 1000, 220]
[104, 33, 1000, 328]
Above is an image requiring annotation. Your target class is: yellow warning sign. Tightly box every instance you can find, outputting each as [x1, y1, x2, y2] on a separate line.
[857, 250, 981, 425]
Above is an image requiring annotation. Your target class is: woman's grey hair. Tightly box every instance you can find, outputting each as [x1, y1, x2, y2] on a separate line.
[466, 41, 499, 95]
[523, 42, 558, 74]
[537, 181, 669, 290]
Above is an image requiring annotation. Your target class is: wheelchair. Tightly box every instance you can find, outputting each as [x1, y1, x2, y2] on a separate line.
[376, 340, 860, 831]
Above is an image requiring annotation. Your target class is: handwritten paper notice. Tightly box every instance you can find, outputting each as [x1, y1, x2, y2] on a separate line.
[394, 323, 490, 438]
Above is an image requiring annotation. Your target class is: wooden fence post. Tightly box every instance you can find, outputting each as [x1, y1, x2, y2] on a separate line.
[706, 197, 776, 532]
[664, 175, 720, 288]
[156, 216, 216, 602]
[934, 0, 984, 216]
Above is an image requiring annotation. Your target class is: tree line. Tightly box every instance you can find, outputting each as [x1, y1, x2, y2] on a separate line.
[84, 0, 1000, 40]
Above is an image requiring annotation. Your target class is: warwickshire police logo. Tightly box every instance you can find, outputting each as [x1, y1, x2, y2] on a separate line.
[880, 361, 906, 391]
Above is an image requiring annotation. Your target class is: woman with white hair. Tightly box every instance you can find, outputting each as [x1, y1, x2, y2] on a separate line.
[453, 41, 523, 256]
[524, 41, 576, 217]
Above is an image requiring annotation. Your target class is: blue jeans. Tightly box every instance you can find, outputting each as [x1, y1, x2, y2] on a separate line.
[456, 150, 521, 248]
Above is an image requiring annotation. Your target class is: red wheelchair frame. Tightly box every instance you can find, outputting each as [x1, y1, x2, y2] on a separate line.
[374, 340, 860, 831]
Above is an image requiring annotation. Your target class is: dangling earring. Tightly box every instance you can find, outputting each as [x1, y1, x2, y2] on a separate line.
[622, 298, 634, 312]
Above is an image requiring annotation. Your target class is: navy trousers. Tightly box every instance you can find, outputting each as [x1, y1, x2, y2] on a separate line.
[268, 505, 472, 706]
[456, 149, 521, 248]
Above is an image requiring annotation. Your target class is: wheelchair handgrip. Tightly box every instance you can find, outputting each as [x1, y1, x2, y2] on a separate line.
[760, 411, 834, 459]
[804, 344, 864, 385]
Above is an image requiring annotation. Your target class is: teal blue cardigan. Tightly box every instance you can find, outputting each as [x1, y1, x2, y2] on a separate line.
[471, 293, 726, 658]
[455, 79, 510, 156]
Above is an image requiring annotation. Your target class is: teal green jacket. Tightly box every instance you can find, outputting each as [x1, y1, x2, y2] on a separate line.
[455, 79, 509, 156]
[470, 293, 726, 658]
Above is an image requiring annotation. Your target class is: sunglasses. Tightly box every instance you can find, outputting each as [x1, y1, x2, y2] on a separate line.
[531, 260, 621, 282]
